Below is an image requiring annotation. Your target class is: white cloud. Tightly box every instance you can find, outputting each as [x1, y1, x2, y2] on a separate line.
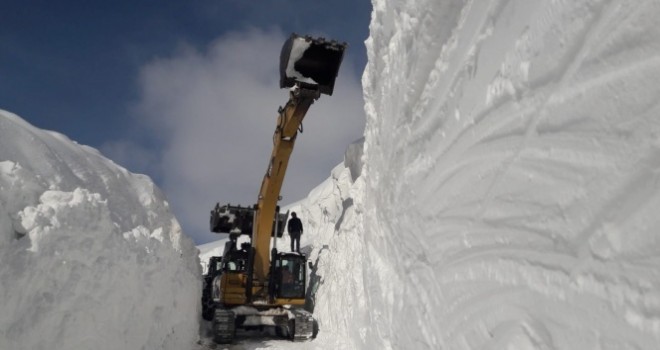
[134, 28, 365, 243]
[100, 140, 159, 177]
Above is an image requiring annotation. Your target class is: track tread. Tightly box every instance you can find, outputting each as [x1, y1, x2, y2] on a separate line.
[213, 308, 235, 344]
[291, 309, 314, 342]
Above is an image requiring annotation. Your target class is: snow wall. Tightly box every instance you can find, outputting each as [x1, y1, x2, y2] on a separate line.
[0, 110, 201, 350]
[288, 0, 660, 349]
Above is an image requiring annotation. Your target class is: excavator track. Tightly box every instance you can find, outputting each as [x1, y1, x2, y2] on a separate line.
[213, 308, 236, 344]
[291, 309, 314, 341]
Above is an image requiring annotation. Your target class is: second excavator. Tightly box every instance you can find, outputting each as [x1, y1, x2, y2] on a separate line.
[201, 33, 347, 344]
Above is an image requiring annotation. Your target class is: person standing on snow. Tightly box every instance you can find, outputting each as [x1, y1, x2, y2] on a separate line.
[287, 212, 303, 253]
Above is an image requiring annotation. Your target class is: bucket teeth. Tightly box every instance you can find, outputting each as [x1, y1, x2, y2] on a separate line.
[280, 33, 347, 96]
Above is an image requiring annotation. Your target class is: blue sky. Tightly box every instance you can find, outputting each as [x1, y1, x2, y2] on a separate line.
[1, 0, 371, 243]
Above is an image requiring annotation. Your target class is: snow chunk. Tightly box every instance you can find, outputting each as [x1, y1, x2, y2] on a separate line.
[285, 37, 318, 85]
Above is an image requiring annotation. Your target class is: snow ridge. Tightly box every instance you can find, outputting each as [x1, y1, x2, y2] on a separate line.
[0, 110, 201, 350]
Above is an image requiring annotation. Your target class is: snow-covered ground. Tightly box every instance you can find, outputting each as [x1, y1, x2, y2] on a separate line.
[4, 0, 660, 349]
[0, 110, 201, 350]
[202, 0, 660, 348]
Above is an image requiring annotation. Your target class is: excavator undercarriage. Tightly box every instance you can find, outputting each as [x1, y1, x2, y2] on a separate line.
[201, 34, 347, 344]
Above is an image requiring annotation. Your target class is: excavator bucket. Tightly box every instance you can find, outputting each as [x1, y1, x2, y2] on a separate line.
[280, 34, 347, 96]
[210, 203, 286, 238]
[210, 204, 254, 235]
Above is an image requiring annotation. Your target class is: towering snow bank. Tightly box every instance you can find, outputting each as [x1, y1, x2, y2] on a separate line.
[0, 110, 201, 350]
[358, 0, 660, 349]
[280, 139, 369, 350]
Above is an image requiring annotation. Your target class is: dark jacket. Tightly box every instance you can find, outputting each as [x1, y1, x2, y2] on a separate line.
[287, 217, 303, 234]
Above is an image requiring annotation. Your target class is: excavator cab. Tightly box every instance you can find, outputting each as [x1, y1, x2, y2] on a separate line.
[272, 253, 307, 300]
[280, 34, 347, 95]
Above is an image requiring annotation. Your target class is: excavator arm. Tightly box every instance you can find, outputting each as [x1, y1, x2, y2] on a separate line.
[251, 87, 319, 285]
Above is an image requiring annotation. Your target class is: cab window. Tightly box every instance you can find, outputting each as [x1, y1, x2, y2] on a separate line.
[276, 256, 305, 298]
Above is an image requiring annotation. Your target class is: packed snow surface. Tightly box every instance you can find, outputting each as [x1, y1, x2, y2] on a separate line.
[358, 0, 660, 348]
[202, 0, 660, 349]
[0, 110, 201, 350]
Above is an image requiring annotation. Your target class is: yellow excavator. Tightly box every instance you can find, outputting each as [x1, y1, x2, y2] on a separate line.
[201, 33, 347, 344]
